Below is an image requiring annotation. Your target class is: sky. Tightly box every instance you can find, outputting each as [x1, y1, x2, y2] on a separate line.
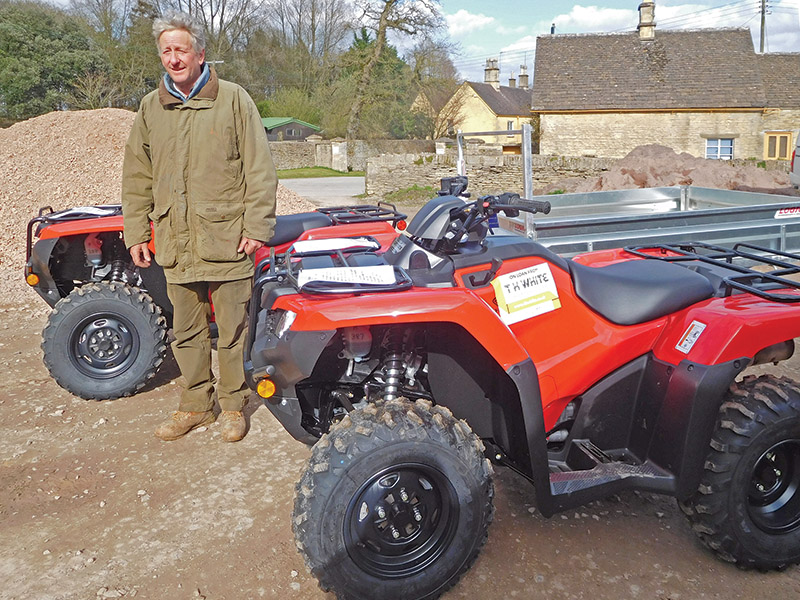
[438, 0, 800, 82]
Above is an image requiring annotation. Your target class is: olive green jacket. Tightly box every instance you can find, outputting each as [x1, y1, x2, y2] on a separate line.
[122, 69, 277, 284]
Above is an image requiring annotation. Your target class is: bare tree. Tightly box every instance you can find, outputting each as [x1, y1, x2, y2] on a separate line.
[345, 0, 443, 145]
[70, 0, 134, 43]
[159, 0, 269, 58]
[266, 0, 353, 91]
[407, 36, 461, 139]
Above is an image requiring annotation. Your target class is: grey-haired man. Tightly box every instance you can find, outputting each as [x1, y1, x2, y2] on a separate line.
[122, 11, 277, 442]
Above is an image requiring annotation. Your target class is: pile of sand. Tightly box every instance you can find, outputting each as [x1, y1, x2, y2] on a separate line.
[0, 108, 314, 305]
[540, 144, 796, 195]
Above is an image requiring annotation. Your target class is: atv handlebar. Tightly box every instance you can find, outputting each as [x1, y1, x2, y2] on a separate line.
[478, 193, 551, 217]
[503, 194, 552, 215]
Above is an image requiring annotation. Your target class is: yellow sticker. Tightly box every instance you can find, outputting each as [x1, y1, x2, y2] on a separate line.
[491, 263, 560, 325]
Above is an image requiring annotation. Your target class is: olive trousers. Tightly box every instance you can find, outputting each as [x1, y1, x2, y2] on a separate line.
[166, 278, 251, 413]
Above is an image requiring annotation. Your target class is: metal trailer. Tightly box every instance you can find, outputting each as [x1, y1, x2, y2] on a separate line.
[497, 185, 800, 257]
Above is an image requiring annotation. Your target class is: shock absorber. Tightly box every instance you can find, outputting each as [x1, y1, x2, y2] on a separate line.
[382, 329, 406, 402]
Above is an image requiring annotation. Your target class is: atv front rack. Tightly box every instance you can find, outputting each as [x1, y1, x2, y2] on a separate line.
[316, 203, 406, 228]
[286, 240, 413, 295]
[625, 242, 800, 303]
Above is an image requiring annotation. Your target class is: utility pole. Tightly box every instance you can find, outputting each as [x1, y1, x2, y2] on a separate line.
[760, 0, 766, 53]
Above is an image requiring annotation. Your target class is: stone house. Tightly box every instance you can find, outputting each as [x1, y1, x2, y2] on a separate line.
[261, 117, 321, 141]
[532, 1, 800, 160]
[437, 59, 533, 153]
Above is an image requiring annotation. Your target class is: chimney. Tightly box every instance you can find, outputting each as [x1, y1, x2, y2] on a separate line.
[508, 71, 516, 88]
[638, 1, 655, 41]
[518, 65, 529, 90]
[484, 58, 500, 90]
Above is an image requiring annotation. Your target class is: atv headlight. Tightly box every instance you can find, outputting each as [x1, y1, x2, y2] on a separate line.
[275, 310, 297, 338]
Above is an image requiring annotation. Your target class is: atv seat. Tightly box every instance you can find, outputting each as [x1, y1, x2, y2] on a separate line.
[266, 212, 333, 247]
[569, 259, 715, 325]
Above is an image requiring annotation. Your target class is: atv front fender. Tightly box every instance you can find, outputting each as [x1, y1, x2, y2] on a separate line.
[273, 288, 532, 370]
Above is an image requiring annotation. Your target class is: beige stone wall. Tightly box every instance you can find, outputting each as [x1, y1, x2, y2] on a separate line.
[268, 141, 317, 170]
[538, 111, 798, 160]
[366, 151, 613, 197]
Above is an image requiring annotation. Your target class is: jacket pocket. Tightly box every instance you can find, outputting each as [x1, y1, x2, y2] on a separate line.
[149, 204, 177, 268]
[194, 202, 245, 262]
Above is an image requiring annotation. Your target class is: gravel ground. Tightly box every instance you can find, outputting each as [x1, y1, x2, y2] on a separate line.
[1, 305, 799, 599]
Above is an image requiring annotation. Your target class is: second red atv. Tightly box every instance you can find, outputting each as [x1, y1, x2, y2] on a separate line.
[245, 179, 800, 599]
[24, 202, 406, 400]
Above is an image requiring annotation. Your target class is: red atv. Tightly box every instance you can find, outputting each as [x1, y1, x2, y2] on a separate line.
[245, 180, 800, 599]
[24, 203, 406, 400]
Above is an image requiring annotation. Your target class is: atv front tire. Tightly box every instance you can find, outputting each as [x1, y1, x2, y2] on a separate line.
[680, 375, 800, 569]
[42, 282, 168, 400]
[293, 399, 494, 600]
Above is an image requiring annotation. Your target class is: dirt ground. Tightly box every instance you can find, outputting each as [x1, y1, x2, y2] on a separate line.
[1, 301, 799, 600]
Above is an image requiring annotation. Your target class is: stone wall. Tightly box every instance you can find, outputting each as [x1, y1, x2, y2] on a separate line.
[539, 111, 800, 160]
[267, 139, 434, 172]
[268, 141, 317, 170]
[350, 140, 434, 171]
[366, 149, 614, 197]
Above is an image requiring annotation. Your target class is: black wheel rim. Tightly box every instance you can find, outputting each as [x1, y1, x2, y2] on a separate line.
[69, 313, 139, 379]
[748, 439, 800, 534]
[344, 462, 459, 579]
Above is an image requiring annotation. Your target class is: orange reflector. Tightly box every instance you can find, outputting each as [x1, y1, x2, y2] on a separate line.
[26, 273, 40, 286]
[397, 220, 407, 231]
[257, 378, 276, 399]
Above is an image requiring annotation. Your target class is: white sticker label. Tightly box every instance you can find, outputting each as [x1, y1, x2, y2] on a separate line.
[292, 237, 378, 253]
[491, 263, 560, 325]
[676, 320, 707, 354]
[297, 265, 395, 287]
[774, 207, 800, 219]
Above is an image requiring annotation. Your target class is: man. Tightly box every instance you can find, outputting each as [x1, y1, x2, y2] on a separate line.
[122, 11, 276, 442]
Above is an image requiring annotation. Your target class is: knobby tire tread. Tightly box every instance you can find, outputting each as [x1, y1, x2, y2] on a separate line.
[293, 398, 494, 600]
[680, 374, 800, 570]
[42, 282, 167, 400]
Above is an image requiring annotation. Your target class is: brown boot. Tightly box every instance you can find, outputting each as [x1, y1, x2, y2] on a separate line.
[219, 411, 246, 442]
[154, 411, 215, 441]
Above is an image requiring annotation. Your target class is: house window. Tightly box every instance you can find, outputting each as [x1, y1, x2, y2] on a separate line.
[706, 138, 734, 160]
[765, 132, 792, 160]
[507, 121, 514, 130]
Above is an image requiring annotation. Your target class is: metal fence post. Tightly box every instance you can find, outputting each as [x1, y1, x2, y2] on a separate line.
[523, 123, 533, 199]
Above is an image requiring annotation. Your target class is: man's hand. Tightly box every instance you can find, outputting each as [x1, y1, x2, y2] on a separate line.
[130, 242, 152, 268]
[238, 236, 264, 256]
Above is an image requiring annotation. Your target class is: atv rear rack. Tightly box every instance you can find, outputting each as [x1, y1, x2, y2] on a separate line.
[625, 242, 800, 303]
[316, 203, 406, 228]
[25, 205, 123, 263]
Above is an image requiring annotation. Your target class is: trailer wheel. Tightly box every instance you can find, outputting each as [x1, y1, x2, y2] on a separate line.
[293, 399, 494, 600]
[680, 375, 800, 569]
[42, 282, 167, 400]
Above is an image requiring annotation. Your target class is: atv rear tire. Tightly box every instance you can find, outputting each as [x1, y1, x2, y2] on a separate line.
[680, 375, 800, 569]
[293, 399, 494, 600]
[42, 282, 168, 400]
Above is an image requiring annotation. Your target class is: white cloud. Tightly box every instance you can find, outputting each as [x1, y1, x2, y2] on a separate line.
[446, 9, 496, 37]
[549, 5, 636, 33]
[501, 35, 538, 55]
[497, 24, 529, 36]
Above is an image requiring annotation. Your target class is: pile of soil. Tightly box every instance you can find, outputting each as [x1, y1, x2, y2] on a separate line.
[539, 144, 798, 196]
[0, 108, 315, 305]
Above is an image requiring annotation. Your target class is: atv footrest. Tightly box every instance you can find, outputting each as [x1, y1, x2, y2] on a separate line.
[549, 460, 671, 496]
